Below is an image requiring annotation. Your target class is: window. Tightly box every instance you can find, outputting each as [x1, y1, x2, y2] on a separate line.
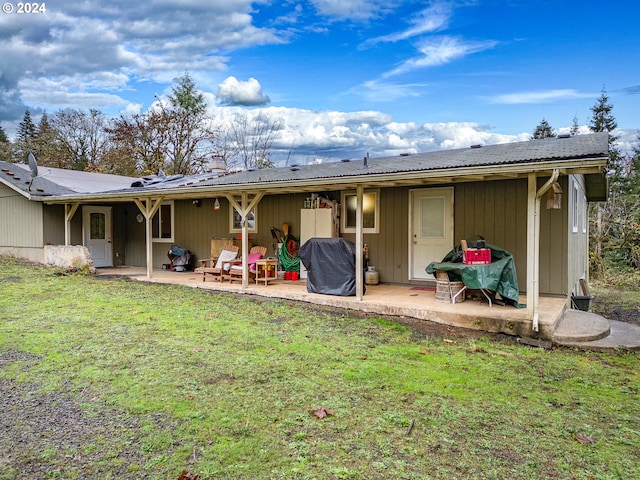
[341, 189, 379, 233]
[152, 201, 174, 242]
[230, 206, 257, 233]
[582, 191, 587, 234]
[572, 183, 579, 233]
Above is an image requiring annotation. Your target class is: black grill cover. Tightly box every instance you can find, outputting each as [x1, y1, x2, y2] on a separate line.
[299, 237, 364, 296]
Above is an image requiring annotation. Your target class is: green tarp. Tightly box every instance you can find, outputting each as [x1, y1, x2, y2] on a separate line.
[426, 244, 524, 308]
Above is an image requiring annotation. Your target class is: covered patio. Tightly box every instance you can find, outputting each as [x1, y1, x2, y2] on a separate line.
[97, 266, 567, 340]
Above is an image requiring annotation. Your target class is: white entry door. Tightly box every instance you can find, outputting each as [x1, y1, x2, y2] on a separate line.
[82, 206, 113, 268]
[409, 187, 454, 280]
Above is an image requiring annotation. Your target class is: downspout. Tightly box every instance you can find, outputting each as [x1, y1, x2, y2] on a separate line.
[529, 169, 559, 332]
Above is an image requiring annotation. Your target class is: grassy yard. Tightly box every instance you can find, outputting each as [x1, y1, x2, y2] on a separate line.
[1, 256, 639, 479]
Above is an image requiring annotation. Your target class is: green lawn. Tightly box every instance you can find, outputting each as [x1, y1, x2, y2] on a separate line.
[1, 256, 639, 479]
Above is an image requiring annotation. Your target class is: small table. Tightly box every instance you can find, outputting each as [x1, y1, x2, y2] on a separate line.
[255, 258, 278, 286]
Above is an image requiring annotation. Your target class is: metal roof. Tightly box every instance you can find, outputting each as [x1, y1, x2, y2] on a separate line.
[0, 161, 137, 198]
[6, 132, 608, 203]
[193, 132, 609, 188]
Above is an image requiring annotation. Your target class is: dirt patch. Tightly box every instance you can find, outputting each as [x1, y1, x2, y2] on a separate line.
[607, 309, 640, 326]
[0, 349, 177, 478]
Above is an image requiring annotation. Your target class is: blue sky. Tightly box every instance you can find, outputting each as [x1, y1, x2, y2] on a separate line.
[1, 0, 638, 163]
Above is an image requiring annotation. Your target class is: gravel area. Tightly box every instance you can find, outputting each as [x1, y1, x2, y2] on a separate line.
[0, 349, 177, 479]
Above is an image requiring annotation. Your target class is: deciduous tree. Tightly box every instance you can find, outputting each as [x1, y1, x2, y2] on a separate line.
[224, 110, 283, 170]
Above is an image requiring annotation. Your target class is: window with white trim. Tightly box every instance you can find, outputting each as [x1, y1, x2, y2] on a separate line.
[152, 201, 174, 242]
[341, 189, 380, 234]
[572, 183, 579, 233]
[230, 206, 257, 234]
[582, 191, 587, 234]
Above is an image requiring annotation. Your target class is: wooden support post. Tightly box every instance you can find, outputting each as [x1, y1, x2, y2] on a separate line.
[225, 192, 264, 288]
[355, 185, 363, 301]
[64, 203, 80, 246]
[133, 197, 164, 278]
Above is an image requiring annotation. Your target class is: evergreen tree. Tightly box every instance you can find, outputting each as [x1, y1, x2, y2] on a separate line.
[157, 72, 213, 174]
[0, 122, 11, 161]
[588, 89, 640, 272]
[531, 118, 555, 139]
[14, 109, 37, 162]
[0, 122, 8, 143]
[570, 114, 580, 136]
[34, 111, 66, 168]
[589, 88, 618, 139]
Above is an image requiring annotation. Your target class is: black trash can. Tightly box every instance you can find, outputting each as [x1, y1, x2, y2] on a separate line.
[571, 295, 593, 312]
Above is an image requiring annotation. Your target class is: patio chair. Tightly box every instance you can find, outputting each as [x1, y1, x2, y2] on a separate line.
[228, 245, 268, 283]
[195, 245, 239, 282]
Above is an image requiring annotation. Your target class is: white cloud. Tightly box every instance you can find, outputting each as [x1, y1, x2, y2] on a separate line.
[362, 3, 452, 47]
[310, 0, 392, 20]
[0, 0, 287, 119]
[214, 104, 530, 164]
[216, 77, 271, 106]
[350, 80, 428, 102]
[384, 36, 499, 77]
[490, 89, 596, 104]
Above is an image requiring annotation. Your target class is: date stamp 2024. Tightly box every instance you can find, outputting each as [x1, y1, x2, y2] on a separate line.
[2, 2, 47, 14]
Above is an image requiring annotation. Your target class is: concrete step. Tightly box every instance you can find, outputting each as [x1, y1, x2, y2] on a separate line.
[553, 309, 610, 343]
[553, 309, 640, 351]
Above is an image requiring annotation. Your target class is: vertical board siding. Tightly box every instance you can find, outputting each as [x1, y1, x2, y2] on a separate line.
[454, 178, 568, 296]
[0, 186, 43, 248]
[538, 176, 567, 294]
[454, 179, 533, 293]
[101, 178, 569, 295]
[342, 187, 409, 284]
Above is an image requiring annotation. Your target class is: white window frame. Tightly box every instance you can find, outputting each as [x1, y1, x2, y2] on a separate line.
[572, 183, 579, 233]
[341, 189, 380, 234]
[581, 191, 587, 234]
[152, 201, 175, 243]
[229, 205, 258, 234]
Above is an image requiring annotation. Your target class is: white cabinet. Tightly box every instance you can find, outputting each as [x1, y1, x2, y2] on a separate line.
[300, 208, 338, 278]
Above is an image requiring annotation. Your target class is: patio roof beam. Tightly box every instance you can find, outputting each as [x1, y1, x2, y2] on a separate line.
[225, 191, 265, 288]
[133, 197, 165, 278]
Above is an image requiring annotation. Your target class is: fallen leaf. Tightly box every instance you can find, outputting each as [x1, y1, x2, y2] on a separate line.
[443, 339, 456, 344]
[576, 433, 595, 445]
[177, 470, 200, 480]
[418, 350, 430, 355]
[359, 355, 368, 360]
[310, 406, 334, 419]
[281, 338, 291, 343]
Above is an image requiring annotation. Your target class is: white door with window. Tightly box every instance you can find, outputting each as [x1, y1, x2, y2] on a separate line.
[83, 206, 113, 268]
[409, 187, 454, 280]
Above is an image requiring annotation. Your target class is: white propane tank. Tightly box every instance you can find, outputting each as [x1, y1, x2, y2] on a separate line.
[365, 266, 379, 285]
